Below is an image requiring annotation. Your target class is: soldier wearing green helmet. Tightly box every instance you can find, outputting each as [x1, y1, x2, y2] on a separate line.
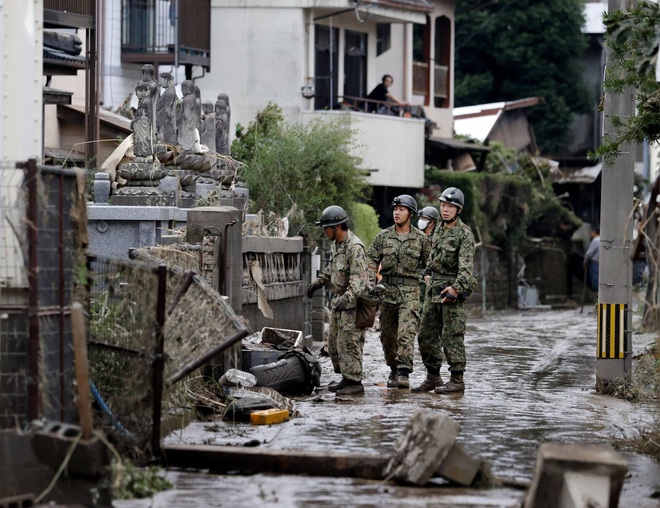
[413, 187, 476, 394]
[366, 195, 430, 389]
[307, 205, 369, 396]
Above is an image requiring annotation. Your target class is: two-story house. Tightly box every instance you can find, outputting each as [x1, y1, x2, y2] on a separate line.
[47, 1, 456, 215]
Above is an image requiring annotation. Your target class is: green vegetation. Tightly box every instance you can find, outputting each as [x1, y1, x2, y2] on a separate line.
[591, 2, 660, 164]
[454, 0, 592, 154]
[424, 147, 581, 249]
[350, 203, 381, 247]
[110, 461, 172, 499]
[232, 103, 371, 242]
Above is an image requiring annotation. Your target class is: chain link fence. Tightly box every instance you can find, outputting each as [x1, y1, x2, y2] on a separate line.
[0, 160, 84, 428]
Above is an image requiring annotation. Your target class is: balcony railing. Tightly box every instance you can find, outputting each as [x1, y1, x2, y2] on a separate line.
[44, 0, 95, 29]
[121, 0, 210, 69]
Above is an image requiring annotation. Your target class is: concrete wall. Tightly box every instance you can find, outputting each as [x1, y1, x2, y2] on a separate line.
[87, 206, 188, 259]
[302, 110, 426, 188]
[200, 6, 307, 136]
[241, 236, 308, 335]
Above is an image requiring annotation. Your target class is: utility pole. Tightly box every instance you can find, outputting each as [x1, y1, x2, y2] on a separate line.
[597, 0, 637, 388]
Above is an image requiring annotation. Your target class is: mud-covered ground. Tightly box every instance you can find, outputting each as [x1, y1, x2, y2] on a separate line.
[118, 306, 660, 507]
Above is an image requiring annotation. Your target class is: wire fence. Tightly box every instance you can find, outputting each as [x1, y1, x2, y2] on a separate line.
[87, 250, 248, 459]
[0, 161, 248, 462]
[0, 160, 84, 428]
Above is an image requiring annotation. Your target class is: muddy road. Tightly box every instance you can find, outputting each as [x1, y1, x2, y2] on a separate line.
[120, 307, 660, 507]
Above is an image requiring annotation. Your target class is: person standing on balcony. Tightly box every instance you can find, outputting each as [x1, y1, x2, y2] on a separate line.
[366, 195, 430, 389]
[366, 74, 408, 114]
[413, 187, 475, 394]
[306, 206, 369, 396]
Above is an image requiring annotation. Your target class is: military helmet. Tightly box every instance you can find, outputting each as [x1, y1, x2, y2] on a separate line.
[418, 206, 440, 223]
[316, 205, 348, 227]
[439, 187, 465, 209]
[391, 194, 418, 214]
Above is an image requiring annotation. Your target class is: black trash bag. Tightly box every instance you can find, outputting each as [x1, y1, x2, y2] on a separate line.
[249, 347, 321, 395]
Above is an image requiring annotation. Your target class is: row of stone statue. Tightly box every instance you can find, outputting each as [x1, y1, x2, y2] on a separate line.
[131, 64, 230, 169]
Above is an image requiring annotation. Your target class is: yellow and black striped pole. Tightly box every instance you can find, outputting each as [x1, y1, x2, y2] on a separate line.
[597, 303, 626, 359]
[597, 0, 635, 387]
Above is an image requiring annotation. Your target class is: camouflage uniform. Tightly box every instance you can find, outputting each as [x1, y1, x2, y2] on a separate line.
[315, 230, 368, 382]
[367, 226, 430, 372]
[418, 217, 475, 373]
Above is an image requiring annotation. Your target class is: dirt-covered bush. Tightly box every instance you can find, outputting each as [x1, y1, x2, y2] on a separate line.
[232, 103, 370, 243]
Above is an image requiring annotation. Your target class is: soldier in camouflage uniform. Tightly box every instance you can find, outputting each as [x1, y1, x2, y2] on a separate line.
[366, 195, 430, 388]
[418, 205, 441, 308]
[307, 205, 369, 395]
[413, 187, 475, 394]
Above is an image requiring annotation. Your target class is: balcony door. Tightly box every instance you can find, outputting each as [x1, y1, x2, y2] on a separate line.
[315, 25, 339, 110]
[344, 30, 367, 102]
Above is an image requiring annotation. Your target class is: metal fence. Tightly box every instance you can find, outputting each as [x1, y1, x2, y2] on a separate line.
[87, 251, 248, 458]
[0, 160, 82, 428]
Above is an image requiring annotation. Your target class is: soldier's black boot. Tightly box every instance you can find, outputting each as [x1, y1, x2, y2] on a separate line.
[328, 378, 349, 392]
[396, 369, 410, 389]
[386, 367, 398, 388]
[336, 379, 365, 395]
[412, 372, 443, 392]
[434, 371, 464, 393]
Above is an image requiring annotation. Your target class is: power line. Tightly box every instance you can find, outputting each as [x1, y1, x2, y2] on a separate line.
[456, 0, 523, 49]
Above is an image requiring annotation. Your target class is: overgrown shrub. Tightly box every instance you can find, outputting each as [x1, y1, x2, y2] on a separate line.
[350, 203, 381, 247]
[232, 103, 370, 243]
[423, 149, 581, 249]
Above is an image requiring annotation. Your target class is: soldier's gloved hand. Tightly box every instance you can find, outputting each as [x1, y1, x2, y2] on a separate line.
[334, 294, 350, 312]
[373, 284, 387, 298]
[440, 287, 458, 304]
[306, 280, 322, 298]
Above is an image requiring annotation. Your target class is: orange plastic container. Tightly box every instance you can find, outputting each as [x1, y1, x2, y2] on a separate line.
[250, 408, 290, 425]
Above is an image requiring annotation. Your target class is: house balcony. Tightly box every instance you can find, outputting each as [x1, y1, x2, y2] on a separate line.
[302, 106, 426, 189]
[121, 0, 210, 69]
[44, 0, 95, 29]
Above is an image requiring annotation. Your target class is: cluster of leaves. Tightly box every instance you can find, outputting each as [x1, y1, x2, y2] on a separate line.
[350, 202, 381, 247]
[591, 2, 660, 164]
[424, 146, 581, 249]
[231, 103, 372, 242]
[454, 0, 592, 154]
[110, 461, 172, 499]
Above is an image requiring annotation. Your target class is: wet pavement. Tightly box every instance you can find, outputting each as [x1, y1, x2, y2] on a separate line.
[118, 307, 660, 507]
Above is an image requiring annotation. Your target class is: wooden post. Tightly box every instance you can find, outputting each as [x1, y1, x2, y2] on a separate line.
[71, 302, 93, 440]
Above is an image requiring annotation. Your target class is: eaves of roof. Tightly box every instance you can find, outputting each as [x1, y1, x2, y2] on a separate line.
[362, 0, 434, 13]
[427, 136, 491, 153]
[43, 47, 86, 68]
[453, 97, 542, 121]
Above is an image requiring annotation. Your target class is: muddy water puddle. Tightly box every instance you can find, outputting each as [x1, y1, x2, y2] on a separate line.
[154, 308, 660, 507]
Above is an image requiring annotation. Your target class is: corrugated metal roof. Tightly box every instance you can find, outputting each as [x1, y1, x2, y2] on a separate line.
[453, 98, 541, 142]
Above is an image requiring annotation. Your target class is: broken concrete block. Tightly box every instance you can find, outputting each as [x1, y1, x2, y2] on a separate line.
[31, 421, 109, 477]
[524, 442, 628, 508]
[384, 409, 459, 485]
[435, 441, 481, 486]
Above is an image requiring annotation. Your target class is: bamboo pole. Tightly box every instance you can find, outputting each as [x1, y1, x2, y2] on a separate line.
[72, 302, 93, 440]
